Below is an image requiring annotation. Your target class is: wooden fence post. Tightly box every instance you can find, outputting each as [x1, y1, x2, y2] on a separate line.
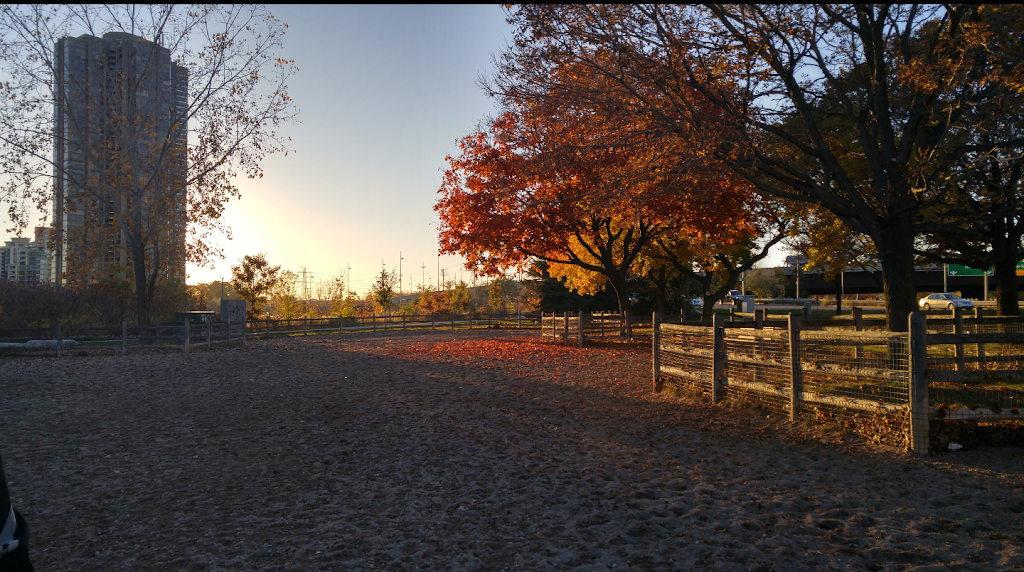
[431, 312, 435, 331]
[242, 319, 247, 346]
[754, 310, 764, 385]
[226, 320, 231, 347]
[577, 312, 584, 348]
[56, 321, 63, 358]
[852, 307, 864, 331]
[788, 314, 803, 422]
[908, 312, 930, 456]
[450, 312, 455, 331]
[954, 306, 965, 371]
[372, 314, 376, 331]
[122, 321, 127, 355]
[185, 320, 191, 354]
[266, 316, 270, 338]
[339, 314, 344, 335]
[206, 318, 212, 350]
[517, 312, 521, 329]
[652, 312, 662, 391]
[975, 306, 986, 365]
[625, 310, 632, 345]
[403, 313, 407, 330]
[711, 313, 725, 402]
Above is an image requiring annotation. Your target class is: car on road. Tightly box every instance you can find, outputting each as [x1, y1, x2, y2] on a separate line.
[723, 289, 743, 303]
[918, 293, 975, 311]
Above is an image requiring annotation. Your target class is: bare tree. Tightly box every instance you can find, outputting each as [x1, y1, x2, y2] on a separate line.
[0, 5, 297, 324]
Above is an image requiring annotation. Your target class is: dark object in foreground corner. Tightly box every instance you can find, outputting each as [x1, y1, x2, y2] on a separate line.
[0, 454, 33, 572]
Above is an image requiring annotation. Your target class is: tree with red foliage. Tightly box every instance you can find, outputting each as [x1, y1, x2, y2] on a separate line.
[436, 97, 772, 325]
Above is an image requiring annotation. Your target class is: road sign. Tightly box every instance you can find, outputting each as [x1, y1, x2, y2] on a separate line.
[947, 264, 993, 276]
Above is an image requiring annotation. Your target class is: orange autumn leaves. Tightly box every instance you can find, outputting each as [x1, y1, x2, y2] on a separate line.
[435, 91, 760, 313]
[384, 338, 589, 365]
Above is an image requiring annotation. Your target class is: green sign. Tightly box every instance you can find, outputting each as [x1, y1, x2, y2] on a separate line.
[946, 264, 992, 276]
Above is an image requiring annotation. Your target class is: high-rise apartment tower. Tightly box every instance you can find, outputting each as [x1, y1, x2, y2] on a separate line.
[52, 32, 188, 284]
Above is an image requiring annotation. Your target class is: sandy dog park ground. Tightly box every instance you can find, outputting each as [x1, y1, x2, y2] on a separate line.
[0, 329, 1021, 571]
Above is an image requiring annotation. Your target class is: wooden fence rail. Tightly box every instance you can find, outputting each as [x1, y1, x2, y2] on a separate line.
[0, 313, 543, 356]
[651, 311, 1024, 455]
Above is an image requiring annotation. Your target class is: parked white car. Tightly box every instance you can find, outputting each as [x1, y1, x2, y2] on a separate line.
[689, 297, 704, 308]
[918, 293, 975, 311]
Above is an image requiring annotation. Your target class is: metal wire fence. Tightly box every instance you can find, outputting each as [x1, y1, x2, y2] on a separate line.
[659, 324, 715, 398]
[721, 329, 791, 413]
[651, 313, 1024, 452]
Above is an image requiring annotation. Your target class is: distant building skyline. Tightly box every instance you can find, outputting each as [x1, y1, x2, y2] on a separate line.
[52, 31, 188, 284]
[0, 226, 52, 283]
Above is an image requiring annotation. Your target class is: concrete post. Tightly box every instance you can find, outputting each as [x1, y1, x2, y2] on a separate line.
[185, 319, 191, 354]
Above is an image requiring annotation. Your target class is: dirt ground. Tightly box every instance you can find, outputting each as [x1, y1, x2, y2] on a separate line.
[0, 329, 1021, 571]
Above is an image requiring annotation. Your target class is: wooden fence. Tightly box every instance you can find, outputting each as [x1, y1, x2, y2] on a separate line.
[0, 312, 543, 356]
[539, 312, 635, 345]
[650, 310, 1024, 455]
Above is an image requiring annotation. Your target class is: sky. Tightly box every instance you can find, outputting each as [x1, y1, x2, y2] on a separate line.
[186, 4, 515, 294]
[3, 5, 787, 295]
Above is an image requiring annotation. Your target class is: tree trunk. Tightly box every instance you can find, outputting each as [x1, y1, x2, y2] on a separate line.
[649, 267, 669, 316]
[698, 274, 717, 325]
[133, 248, 150, 327]
[607, 275, 632, 339]
[992, 256, 1020, 316]
[835, 278, 843, 315]
[876, 217, 918, 332]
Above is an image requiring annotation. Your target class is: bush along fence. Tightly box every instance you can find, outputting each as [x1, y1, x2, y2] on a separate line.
[0, 312, 543, 356]
[649, 310, 1024, 455]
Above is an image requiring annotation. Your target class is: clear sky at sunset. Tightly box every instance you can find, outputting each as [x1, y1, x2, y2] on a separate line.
[190, 4, 514, 294]
[2, 4, 785, 295]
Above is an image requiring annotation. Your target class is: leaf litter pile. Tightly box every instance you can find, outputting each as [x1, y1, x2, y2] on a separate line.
[1, 329, 1022, 571]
